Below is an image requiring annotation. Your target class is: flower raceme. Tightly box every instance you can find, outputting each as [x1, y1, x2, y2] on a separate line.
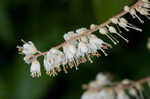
[17, 0, 150, 77]
[81, 73, 150, 99]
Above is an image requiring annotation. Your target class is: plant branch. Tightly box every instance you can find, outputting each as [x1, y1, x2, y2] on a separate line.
[36, 0, 142, 58]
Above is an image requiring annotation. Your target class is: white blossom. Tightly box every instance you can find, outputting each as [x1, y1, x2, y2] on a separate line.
[142, 0, 150, 3]
[30, 59, 41, 78]
[77, 42, 90, 57]
[96, 89, 115, 99]
[90, 24, 98, 30]
[96, 73, 111, 86]
[44, 48, 66, 76]
[136, 7, 150, 20]
[107, 25, 129, 43]
[99, 27, 119, 45]
[22, 41, 37, 55]
[124, 5, 144, 23]
[119, 18, 142, 32]
[81, 91, 99, 99]
[63, 44, 76, 62]
[88, 34, 112, 56]
[76, 28, 89, 35]
[75, 28, 94, 63]
[128, 88, 140, 99]
[116, 90, 130, 99]
[111, 17, 142, 32]
[24, 55, 34, 64]
[81, 89, 115, 99]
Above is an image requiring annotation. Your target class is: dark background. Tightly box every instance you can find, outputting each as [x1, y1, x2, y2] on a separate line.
[0, 0, 150, 99]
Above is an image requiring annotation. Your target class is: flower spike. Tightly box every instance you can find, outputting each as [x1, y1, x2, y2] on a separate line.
[17, 0, 150, 77]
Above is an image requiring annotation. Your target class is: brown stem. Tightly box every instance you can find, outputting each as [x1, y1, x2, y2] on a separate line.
[87, 76, 150, 91]
[121, 76, 150, 90]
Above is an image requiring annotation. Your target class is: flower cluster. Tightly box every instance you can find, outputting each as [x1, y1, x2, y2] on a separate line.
[17, 0, 150, 77]
[17, 40, 41, 77]
[81, 73, 150, 99]
[124, 0, 150, 24]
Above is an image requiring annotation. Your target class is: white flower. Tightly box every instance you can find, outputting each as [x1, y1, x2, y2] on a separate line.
[88, 81, 101, 89]
[111, 18, 119, 24]
[30, 59, 41, 78]
[87, 73, 111, 89]
[63, 31, 79, 68]
[22, 41, 37, 55]
[44, 48, 66, 76]
[63, 31, 77, 62]
[75, 28, 94, 63]
[17, 41, 38, 65]
[96, 89, 115, 99]
[141, 3, 150, 9]
[99, 27, 119, 45]
[128, 88, 139, 99]
[90, 24, 98, 30]
[124, 6, 144, 23]
[64, 31, 75, 40]
[64, 31, 78, 45]
[96, 73, 111, 86]
[116, 90, 130, 99]
[81, 89, 115, 99]
[88, 34, 111, 56]
[81, 91, 99, 99]
[24, 55, 34, 64]
[107, 25, 129, 43]
[136, 7, 150, 20]
[142, 0, 150, 3]
[119, 18, 142, 31]
[76, 28, 89, 35]
[63, 44, 77, 62]
[111, 17, 142, 32]
[77, 42, 89, 57]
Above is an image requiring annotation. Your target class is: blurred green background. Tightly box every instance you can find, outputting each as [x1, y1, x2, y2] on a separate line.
[1, 0, 150, 99]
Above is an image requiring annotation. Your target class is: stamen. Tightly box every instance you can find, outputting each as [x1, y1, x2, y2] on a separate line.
[49, 70, 58, 77]
[108, 33, 120, 43]
[116, 33, 129, 43]
[16, 46, 23, 53]
[21, 39, 26, 43]
[116, 25, 123, 33]
[130, 8, 144, 24]
[69, 61, 74, 68]
[87, 54, 93, 63]
[99, 48, 108, 56]
[119, 18, 142, 32]
[107, 25, 129, 43]
[75, 58, 80, 66]
[81, 57, 87, 63]
[127, 23, 142, 32]
[105, 34, 117, 45]
[63, 66, 68, 74]
[56, 67, 62, 72]
[95, 51, 101, 57]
